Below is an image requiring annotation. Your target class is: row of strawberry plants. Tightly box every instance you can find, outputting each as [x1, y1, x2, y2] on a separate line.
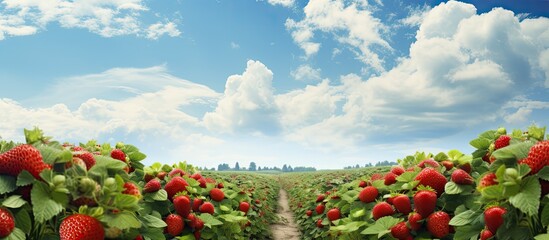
[282, 125, 549, 239]
[0, 128, 279, 240]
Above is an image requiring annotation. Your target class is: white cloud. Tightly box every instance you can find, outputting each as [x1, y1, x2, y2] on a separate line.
[203, 60, 280, 135]
[503, 99, 549, 124]
[400, 4, 431, 27]
[286, 0, 391, 72]
[267, 0, 295, 7]
[146, 22, 181, 40]
[290, 64, 322, 81]
[230, 41, 240, 49]
[0, 0, 180, 40]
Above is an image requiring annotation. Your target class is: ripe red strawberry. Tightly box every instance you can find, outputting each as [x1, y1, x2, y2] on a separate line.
[384, 172, 397, 185]
[199, 202, 215, 214]
[413, 189, 437, 218]
[316, 194, 325, 202]
[414, 168, 447, 196]
[358, 186, 378, 203]
[478, 173, 498, 189]
[134, 234, 144, 240]
[165, 214, 184, 236]
[169, 168, 185, 177]
[316, 219, 324, 228]
[359, 180, 368, 188]
[173, 195, 191, 218]
[484, 206, 506, 234]
[0, 144, 51, 179]
[217, 182, 224, 188]
[0, 208, 15, 238]
[327, 208, 340, 221]
[73, 151, 95, 170]
[441, 160, 454, 171]
[391, 166, 406, 176]
[459, 162, 472, 173]
[197, 178, 207, 188]
[480, 229, 493, 240]
[239, 202, 250, 213]
[210, 188, 225, 202]
[122, 182, 141, 197]
[190, 173, 202, 180]
[426, 211, 450, 238]
[372, 202, 394, 220]
[157, 171, 167, 180]
[408, 212, 422, 231]
[306, 210, 313, 217]
[418, 158, 440, 168]
[451, 169, 474, 185]
[110, 149, 126, 162]
[194, 217, 204, 230]
[390, 221, 411, 240]
[143, 179, 161, 193]
[192, 198, 203, 212]
[59, 214, 104, 240]
[194, 230, 201, 240]
[315, 204, 325, 215]
[494, 135, 511, 150]
[520, 140, 549, 174]
[371, 173, 384, 181]
[392, 194, 411, 215]
[165, 176, 189, 201]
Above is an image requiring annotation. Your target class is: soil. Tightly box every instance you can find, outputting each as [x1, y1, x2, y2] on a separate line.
[271, 189, 301, 240]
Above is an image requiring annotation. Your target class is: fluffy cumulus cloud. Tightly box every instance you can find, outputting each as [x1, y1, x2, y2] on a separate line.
[0, 0, 181, 40]
[203, 60, 281, 135]
[286, 0, 390, 72]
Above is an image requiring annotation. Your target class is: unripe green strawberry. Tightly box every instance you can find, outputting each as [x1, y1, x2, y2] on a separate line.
[165, 214, 184, 236]
[0, 208, 15, 238]
[59, 214, 104, 240]
[426, 211, 450, 238]
[104, 227, 122, 239]
[78, 177, 98, 196]
[53, 175, 66, 187]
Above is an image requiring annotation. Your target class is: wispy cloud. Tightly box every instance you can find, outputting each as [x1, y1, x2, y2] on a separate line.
[290, 64, 321, 81]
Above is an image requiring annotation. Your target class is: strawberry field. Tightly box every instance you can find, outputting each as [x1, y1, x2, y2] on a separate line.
[281, 125, 549, 240]
[1, 125, 549, 240]
[0, 128, 280, 240]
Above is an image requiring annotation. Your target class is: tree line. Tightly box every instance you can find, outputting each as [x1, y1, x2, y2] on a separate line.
[212, 162, 316, 172]
[343, 160, 397, 169]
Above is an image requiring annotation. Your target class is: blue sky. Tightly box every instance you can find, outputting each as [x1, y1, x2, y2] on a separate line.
[1, 0, 548, 170]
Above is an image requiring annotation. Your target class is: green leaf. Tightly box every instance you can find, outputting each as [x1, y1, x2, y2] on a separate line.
[150, 189, 167, 201]
[36, 145, 72, 165]
[0, 175, 17, 194]
[2, 195, 27, 208]
[470, 138, 491, 149]
[218, 214, 247, 223]
[541, 202, 549, 226]
[449, 210, 479, 226]
[360, 216, 401, 238]
[434, 152, 449, 161]
[537, 166, 549, 181]
[128, 152, 146, 162]
[4, 227, 26, 240]
[535, 234, 549, 240]
[219, 205, 231, 212]
[479, 130, 496, 140]
[115, 194, 140, 211]
[492, 141, 534, 163]
[448, 150, 464, 160]
[142, 227, 166, 240]
[199, 213, 223, 227]
[16, 171, 34, 187]
[396, 172, 416, 182]
[509, 176, 541, 216]
[445, 182, 473, 195]
[31, 181, 64, 223]
[14, 209, 31, 234]
[140, 215, 167, 228]
[102, 212, 141, 229]
[528, 125, 546, 141]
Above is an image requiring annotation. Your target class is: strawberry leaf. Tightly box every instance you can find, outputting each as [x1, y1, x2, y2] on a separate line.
[470, 138, 491, 149]
[200, 213, 224, 227]
[102, 212, 141, 229]
[14, 208, 31, 234]
[541, 202, 549, 226]
[0, 175, 17, 194]
[16, 171, 34, 187]
[140, 215, 167, 228]
[4, 227, 26, 240]
[360, 216, 401, 237]
[509, 176, 540, 216]
[142, 227, 166, 240]
[536, 234, 549, 240]
[449, 210, 479, 226]
[527, 125, 546, 141]
[31, 181, 63, 223]
[36, 145, 72, 165]
[537, 166, 549, 181]
[2, 195, 27, 208]
[445, 182, 473, 195]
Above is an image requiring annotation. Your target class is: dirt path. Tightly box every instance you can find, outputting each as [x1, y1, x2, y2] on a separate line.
[271, 189, 301, 240]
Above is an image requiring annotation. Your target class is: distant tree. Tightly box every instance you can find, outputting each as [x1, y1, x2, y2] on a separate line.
[282, 164, 288, 172]
[249, 162, 257, 171]
[210, 168, 215, 171]
[355, 164, 360, 168]
[288, 165, 293, 172]
[273, 166, 281, 171]
[257, 166, 262, 171]
[235, 162, 240, 171]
